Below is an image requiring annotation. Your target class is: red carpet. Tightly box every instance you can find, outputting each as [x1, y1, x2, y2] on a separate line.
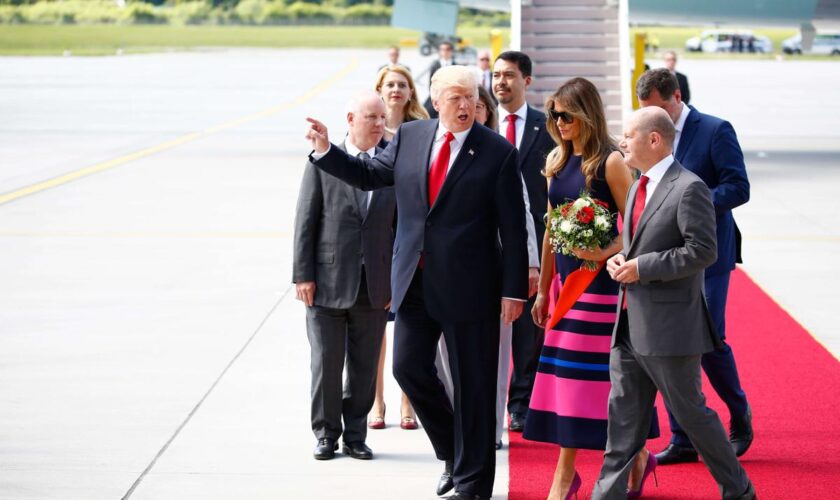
[509, 268, 840, 499]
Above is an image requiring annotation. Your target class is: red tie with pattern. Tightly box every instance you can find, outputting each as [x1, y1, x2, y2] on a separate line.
[505, 114, 517, 146]
[623, 175, 650, 310]
[428, 131, 455, 207]
[631, 175, 650, 238]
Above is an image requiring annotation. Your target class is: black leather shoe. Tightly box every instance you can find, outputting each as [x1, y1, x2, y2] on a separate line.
[436, 460, 454, 496]
[495, 440, 503, 450]
[448, 493, 487, 500]
[313, 438, 338, 460]
[342, 441, 373, 460]
[509, 413, 525, 432]
[730, 406, 754, 457]
[655, 443, 699, 465]
[729, 481, 757, 500]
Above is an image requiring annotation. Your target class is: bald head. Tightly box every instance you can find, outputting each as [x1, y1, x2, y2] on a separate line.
[620, 107, 676, 172]
[346, 90, 385, 152]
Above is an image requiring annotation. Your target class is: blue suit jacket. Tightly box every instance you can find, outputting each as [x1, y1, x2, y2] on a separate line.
[312, 119, 529, 323]
[675, 105, 750, 276]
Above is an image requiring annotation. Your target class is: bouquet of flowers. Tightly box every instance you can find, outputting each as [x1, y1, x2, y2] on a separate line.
[546, 191, 616, 271]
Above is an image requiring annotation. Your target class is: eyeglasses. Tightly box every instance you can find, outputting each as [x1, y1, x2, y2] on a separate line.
[549, 108, 575, 125]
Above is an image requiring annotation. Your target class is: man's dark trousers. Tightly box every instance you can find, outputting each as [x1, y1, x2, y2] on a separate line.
[393, 270, 499, 498]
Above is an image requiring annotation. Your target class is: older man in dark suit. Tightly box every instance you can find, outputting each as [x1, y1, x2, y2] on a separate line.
[592, 107, 755, 500]
[305, 65, 529, 500]
[637, 68, 753, 465]
[294, 91, 395, 462]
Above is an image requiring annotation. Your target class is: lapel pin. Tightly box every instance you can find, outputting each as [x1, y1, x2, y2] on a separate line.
[534, 126, 539, 131]
[468, 149, 474, 156]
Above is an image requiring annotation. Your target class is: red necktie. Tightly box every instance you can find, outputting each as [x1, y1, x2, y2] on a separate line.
[631, 175, 650, 238]
[505, 114, 517, 146]
[623, 175, 649, 310]
[428, 131, 455, 207]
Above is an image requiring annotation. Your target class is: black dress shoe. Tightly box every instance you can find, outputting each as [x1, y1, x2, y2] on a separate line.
[313, 438, 338, 460]
[729, 481, 757, 500]
[436, 460, 454, 496]
[730, 406, 754, 457]
[509, 413, 525, 432]
[342, 441, 373, 460]
[655, 443, 699, 465]
[448, 493, 488, 500]
[495, 440, 503, 450]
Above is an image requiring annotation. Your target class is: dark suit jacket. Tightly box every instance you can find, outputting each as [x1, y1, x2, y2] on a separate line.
[517, 105, 555, 265]
[675, 105, 749, 276]
[617, 161, 721, 356]
[312, 120, 529, 323]
[293, 142, 396, 309]
[676, 71, 691, 105]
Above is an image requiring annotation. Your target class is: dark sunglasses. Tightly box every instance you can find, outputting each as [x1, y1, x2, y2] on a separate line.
[549, 108, 575, 124]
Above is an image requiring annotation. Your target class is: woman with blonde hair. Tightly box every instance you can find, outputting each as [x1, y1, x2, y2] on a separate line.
[526, 77, 659, 499]
[368, 64, 428, 431]
[374, 64, 429, 141]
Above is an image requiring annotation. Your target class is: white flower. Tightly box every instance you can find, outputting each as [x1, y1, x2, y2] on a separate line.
[594, 215, 609, 229]
[560, 220, 573, 233]
[572, 198, 588, 210]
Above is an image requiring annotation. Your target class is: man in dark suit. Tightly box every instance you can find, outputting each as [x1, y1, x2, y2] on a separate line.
[424, 41, 457, 119]
[492, 50, 555, 432]
[293, 91, 395, 462]
[592, 106, 755, 500]
[305, 66, 529, 500]
[637, 68, 753, 464]
[663, 51, 691, 105]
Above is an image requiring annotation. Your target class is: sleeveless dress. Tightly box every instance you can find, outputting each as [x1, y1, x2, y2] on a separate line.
[522, 155, 659, 450]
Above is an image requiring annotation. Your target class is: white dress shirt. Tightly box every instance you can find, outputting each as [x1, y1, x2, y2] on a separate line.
[429, 125, 471, 173]
[672, 103, 690, 155]
[344, 140, 376, 207]
[497, 102, 528, 149]
[641, 154, 675, 205]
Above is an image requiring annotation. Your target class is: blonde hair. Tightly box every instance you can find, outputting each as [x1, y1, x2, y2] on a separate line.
[374, 65, 429, 122]
[543, 77, 617, 188]
[430, 65, 477, 102]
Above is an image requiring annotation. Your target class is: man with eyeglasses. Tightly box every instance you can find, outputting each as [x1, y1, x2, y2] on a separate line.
[492, 50, 556, 435]
[636, 68, 753, 467]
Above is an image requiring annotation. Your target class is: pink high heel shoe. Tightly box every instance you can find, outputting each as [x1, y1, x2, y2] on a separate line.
[565, 471, 581, 500]
[627, 452, 658, 498]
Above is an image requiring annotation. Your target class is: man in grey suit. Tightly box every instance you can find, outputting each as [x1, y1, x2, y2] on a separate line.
[293, 91, 396, 461]
[591, 107, 755, 500]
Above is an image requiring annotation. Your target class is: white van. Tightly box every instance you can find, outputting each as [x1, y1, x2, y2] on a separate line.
[782, 33, 840, 55]
[685, 30, 773, 53]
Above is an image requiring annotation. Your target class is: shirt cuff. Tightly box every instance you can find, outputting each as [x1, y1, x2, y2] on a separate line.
[502, 296, 526, 302]
[310, 144, 331, 160]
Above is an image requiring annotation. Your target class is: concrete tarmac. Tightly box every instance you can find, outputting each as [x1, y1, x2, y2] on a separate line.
[0, 49, 838, 499]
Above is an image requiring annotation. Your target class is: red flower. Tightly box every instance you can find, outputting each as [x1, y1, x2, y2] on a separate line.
[595, 199, 609, 209]
[576, 206, 595, 224]
[560, 202, 573, 217]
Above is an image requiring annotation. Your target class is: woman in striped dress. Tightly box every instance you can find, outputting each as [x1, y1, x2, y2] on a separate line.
[526, 78, 659, 500]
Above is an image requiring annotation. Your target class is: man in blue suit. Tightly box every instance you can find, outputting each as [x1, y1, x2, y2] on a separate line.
[305, 66, 529, 500]
[636, 68, 753, 465]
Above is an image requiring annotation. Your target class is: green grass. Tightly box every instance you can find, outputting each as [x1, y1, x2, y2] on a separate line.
[0, 24, 509, 56]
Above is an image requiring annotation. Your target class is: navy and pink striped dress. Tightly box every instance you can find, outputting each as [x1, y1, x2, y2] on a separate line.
[523, 154, 658, 450]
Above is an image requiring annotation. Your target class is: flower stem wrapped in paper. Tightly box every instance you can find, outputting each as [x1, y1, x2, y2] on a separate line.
[546, 190, 616, 271]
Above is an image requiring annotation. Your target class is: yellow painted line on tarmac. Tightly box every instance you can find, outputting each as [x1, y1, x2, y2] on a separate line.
[0, 230, 289, 239]
[0, 57, 359, 207]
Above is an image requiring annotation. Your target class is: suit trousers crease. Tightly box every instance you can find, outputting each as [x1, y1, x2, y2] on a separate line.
[593, 317, 749, 500]
[668, 272, 750, 447]
[393, 270, 499, 498]
[508, 296, 543, 415]
[307, 270, 387, 443]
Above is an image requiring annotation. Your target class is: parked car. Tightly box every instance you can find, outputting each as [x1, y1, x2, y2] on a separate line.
[685, 30, 772, 53]
[782, 33, 840, 55]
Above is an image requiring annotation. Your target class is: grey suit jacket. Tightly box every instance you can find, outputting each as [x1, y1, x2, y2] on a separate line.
[615, 160, 722, 356]
[292, 142, 396, 309]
